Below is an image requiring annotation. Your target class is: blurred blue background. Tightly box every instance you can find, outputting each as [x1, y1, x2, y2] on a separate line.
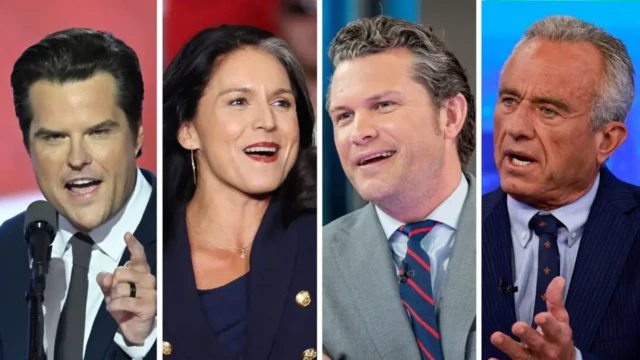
[482, 1, 640, 194]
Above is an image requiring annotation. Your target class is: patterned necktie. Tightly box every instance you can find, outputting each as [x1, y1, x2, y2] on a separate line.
[529, 214, 563, 324]
[398, 220, 444, 360]
[54, 232, 94, 359]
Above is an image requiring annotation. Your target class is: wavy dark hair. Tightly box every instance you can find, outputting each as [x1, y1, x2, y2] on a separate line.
[163, 25, 316, 241]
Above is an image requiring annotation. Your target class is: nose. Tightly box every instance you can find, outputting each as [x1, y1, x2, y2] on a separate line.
[500, 103, 535, 140]
[67, 137, 91, 170]
[252, 101, 277, 132]
[349, 113, 378, 146]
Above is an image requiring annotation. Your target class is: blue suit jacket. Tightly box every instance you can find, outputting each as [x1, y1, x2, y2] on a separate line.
[0, 169, 157, 360]
[163, 200, 317, 359]
[482, 167, 640, 359]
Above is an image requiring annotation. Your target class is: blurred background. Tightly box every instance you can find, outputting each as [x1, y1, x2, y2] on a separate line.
[0, 0, 157, 224]
[163, 0, 317, 108]
[322, 0, 477, 224]
[482, 1, 640, 194]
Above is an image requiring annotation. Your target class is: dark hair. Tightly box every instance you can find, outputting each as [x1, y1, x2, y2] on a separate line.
[11, 28, 144, 156]
[329, 16, 475, 168]
[163, 25, 316, 240]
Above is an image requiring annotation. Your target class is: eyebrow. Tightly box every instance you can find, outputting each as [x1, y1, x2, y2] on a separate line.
[328, 90, 403, 114]
[499, 87, 572, 113]
[217, 87, 295, 97]
[33, 119, 120, 139]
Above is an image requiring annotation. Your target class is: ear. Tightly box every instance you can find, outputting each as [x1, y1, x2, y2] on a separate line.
[441, 93, 467, 140]
[595, 120, 627, 165]
[177, 122, 201, 150]
[135, 122, 144, 156]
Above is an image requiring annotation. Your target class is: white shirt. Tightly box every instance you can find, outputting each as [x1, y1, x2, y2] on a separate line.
[375, 173, 469, 306]
[42, 168, 156, 359]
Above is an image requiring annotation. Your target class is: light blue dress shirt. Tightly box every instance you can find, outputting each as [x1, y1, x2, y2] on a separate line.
[507, 173, 600, 360]
[375, 173, 468, 307]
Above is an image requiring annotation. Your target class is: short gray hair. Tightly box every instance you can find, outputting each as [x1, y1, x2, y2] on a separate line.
[328, 15, 475, 168]
[515, 15, 635, 128]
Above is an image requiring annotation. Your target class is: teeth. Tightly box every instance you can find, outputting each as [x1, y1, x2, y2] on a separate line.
[68, 179, 97, 186]
[244, 146, 277, 153]
[359, 151, 394, 165]
[511, 157, 532, 166]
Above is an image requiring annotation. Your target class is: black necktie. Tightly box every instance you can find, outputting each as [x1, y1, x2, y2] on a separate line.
[54, 232, 94, 359]
[529, 214, 563, 324]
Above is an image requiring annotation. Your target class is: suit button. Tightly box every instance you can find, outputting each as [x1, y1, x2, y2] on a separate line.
[302, 348, 317, 359]
[163, 341, 173, 355]
[296, 290, 311, 308]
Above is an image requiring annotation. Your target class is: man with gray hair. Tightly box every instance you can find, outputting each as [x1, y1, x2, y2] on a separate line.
[482, 15, 640, 359]
[323, 15, 476, 360]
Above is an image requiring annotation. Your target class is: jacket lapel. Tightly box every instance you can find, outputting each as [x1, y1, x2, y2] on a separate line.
[330, 203, 421, 360]
[565, 168, 640, 349]
[85, 169, 157, 359]
[481, 188, 518, 355]
[439, 173, 476, 359]
[246, 201, 297, 360]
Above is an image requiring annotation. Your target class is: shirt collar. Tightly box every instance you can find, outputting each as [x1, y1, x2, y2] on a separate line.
[55, 168, 152, 261]
[507, 173, 600, 248]
[375, 172, 469, 240]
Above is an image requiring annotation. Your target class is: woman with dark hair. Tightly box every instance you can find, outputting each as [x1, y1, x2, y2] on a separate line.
[162, 25, 317, 359]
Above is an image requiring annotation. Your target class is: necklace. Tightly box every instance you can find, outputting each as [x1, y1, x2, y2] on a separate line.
[186, 216, 254, 260]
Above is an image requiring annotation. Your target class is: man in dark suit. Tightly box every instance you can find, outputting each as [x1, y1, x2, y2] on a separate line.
[482, 15, 640, 359]
[0, 29, 156, 359]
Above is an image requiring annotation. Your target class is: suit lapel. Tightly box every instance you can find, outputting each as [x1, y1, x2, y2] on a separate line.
[481, 189, 518, 348]
[330, 204, 420, 360]
[163, 210, 233, 359]
[565, 168, 639, 350]
[439, 174, 476, 359]
[246, 200, 297, 360]
[85, 169, 157, 359]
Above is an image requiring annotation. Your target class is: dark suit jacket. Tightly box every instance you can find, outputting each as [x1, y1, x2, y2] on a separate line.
[482, 167, 640, 359]
[163, 200, 317, 359]
[0, 169, 157, 360]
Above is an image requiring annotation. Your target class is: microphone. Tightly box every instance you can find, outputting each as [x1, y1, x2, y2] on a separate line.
[498, 277, 518, 295]
[24, 200, 58, 283]
[397, 262, 415, 283]
[24, 200, 58, 360]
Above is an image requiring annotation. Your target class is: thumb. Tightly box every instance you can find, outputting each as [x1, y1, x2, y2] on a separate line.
[96, 272, 114, 303]
[546, 276, 569, 323]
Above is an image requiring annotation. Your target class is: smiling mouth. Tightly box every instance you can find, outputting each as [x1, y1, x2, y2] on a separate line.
[358, 151, 396, 166]
[507, 152, 535, 167]
[243, 143, 280, 163]
[65, 178, 102, 196]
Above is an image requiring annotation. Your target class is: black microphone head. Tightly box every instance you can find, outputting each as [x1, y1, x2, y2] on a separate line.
[24, 200, 58, 241]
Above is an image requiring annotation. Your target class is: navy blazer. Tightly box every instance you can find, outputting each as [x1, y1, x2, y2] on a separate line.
[482, 167, 640, 359]
[0, 169, 157, 360]
[163, 200, 317, 359]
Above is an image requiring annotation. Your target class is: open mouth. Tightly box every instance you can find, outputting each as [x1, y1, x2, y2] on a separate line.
[243, 142, 280, 163]
[507, 152, 535, 167]
[65, 178, 102, 196]
[357, 151, 396, 166]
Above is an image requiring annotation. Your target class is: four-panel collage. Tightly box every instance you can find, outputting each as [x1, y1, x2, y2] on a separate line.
[0, 0, 637, 359]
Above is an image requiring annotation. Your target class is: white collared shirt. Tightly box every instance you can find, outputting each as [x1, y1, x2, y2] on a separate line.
[375, 173, 469, 306]
[42, 168, 156, 359]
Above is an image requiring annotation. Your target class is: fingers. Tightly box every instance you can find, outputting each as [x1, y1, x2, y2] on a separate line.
[535, 312, 566, 343]
[546, 276, 569, 323]
[106, 294, 157, 318]
[109, 281, 156, 301]
[111, 267, 156, 289]
[125, 232, 150, 273]
[513, 322, 545, 351]
[490, 331, 529, 360]
[96, 272, 114, 302]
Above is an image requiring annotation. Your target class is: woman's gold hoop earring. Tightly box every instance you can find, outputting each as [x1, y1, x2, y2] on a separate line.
[191, 149, 197, 185]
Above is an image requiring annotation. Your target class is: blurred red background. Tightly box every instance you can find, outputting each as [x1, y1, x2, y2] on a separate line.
[0, 0, 156, 222]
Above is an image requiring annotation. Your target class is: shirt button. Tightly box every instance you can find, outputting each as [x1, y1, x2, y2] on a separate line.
[521, 232, 526, 239]
[572, 233, 577, 238]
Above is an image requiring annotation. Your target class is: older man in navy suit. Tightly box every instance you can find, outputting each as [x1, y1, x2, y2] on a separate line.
[482, 16, 640, 360]
[0, 29, 157, 359]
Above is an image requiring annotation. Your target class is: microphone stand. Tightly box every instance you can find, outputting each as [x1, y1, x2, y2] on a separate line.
[25, 221, 54, 360]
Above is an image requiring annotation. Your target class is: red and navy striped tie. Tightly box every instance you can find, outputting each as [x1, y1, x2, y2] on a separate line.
[398, 220, 444, 360]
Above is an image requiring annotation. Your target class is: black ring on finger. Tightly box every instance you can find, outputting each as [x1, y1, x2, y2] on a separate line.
[129, 281, 137, 298]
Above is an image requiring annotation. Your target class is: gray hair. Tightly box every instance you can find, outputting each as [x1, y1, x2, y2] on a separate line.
[328, 15, 475, 168]
[515, 15, 635, 128]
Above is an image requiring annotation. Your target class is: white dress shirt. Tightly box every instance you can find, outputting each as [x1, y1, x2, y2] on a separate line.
[375, 173, 468, 306]
[42, 168, 156, 359]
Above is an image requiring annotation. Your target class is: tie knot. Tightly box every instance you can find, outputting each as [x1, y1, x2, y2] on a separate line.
[529, 214, 563, 236]
[399, 219, 439, 241]
[70, 232, 94, 268]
